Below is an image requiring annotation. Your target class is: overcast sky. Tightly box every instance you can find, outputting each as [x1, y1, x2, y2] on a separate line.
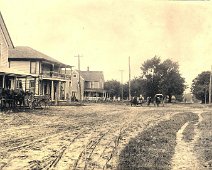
[1, 0, 212, 87]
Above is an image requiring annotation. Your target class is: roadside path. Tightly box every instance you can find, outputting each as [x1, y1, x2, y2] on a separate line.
[172, 111, 204, 170]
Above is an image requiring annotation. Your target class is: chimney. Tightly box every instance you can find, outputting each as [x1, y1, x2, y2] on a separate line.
[87, 66, 89, 71]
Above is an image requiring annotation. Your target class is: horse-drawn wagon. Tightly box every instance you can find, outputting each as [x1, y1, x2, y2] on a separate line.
[0, 88, 51, 111]
[130, 96, 144, 107]
[153, 94, 164, 107]
[28, 94, 51, 109]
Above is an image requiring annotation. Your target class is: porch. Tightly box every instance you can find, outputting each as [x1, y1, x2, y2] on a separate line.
[84, 89, 109, 101]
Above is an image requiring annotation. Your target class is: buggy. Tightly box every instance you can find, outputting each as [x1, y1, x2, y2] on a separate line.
[130, 96, 143, 107]
[153, 94, 164, 107]
[26, 94, 51, 109]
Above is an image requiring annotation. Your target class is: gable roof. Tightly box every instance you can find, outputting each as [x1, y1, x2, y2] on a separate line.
[0, 12, 14, 48]
[80, 71, 104, 82]
[9, 46, 70, 67]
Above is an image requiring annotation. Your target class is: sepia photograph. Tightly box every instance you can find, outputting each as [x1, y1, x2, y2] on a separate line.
[0, 0, 212, 169]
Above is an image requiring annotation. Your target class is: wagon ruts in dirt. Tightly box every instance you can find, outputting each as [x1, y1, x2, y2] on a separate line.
[153, 94, 164, 107]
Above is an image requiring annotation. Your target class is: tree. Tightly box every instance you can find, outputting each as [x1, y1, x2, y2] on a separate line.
[191, 71, 210, 103]
[141, 56, 185, 102]
[140, 56, 161, 98]
[159, 59, 185, 102]
[104, 80, 121, 98]
[129, 77, 146, 97]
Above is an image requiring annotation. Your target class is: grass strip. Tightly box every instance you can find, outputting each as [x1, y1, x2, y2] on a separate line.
[118, 112, 198, 170]
[196, 112, 212, 168]
[182, 116, 199, 142]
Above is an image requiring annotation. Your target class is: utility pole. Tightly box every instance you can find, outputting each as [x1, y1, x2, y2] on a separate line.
[119, 70, 124, 101]
[209, 65, 212, 104]
[128, 56, 131, 101]
[69, 66, 74, 102]
[75, 55, 82, 102]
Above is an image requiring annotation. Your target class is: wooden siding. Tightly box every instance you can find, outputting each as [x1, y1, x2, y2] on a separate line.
[0, 27, 9, 67]
[84, 80, 104, 89]
[9, 61, 31, 74]
[85, 81, 101, 89]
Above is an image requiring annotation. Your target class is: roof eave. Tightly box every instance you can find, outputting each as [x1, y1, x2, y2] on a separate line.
[0, 12, 14, 48]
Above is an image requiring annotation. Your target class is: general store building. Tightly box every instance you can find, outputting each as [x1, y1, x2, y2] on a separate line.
[9, 46, 72, 102]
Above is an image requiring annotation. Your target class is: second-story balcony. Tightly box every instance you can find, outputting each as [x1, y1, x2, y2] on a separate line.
[41, 71, 71, 80]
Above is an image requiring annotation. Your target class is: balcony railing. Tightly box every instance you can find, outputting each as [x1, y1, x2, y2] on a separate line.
[41, 71, 71, 79]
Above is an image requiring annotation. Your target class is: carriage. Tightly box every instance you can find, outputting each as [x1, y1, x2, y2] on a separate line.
[0, 88, 51, 111]
[130, 94, 165, 107]
[130, 96, 144, 107]
[153, 94, 164, 107]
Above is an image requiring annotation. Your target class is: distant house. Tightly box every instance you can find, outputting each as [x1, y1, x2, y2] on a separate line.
[71, 70, 84, 100]
[0, 12, 31, 91]
[9, 46, 72, 102]
[71, 67, 108, 101]
[81, 69, 107, 100]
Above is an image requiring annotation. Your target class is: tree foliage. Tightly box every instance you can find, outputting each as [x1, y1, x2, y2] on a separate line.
[104, 56, 185, 102]
[124, 78, 146, 98]
[191, 71, 211, 103]
[141, 56, 185, 102]
[104, 80, 121, 98]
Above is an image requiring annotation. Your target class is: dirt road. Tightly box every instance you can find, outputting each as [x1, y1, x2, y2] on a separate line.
[0, 103, 211, 169]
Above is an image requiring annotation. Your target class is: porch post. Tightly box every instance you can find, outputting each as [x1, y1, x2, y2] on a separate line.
[34, 77, 38, 94]
[51, 80, 54, 101]
[64, 81, 66, 100]
[58, 81, 61, 101]
[25, 77, 27, 91]
[2, 74, 5, 88]
[14, 76, 17, 89]
[38, 79, 40, 95]
[42, 81, 45, 95]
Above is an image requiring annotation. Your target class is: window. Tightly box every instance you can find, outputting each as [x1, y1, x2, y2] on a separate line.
[30, 61, 36, 74]
[16, 80, 22, 89]
[73, 74, 77, 78]
[94, 82, 99, 88]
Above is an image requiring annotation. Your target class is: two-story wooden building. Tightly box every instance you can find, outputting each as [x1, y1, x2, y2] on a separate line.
[9, 46, 72, 102]
[0, 12, 32, 91]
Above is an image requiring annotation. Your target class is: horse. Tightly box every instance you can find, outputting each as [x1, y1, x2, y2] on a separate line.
[13, 89, 26, 109]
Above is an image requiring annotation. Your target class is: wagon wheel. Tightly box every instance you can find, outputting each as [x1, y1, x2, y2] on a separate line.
[28, 99, 33, 109]
[31, 100, 37, 109]
[39, 100, 46, 109]
[45, 100, 50, 109]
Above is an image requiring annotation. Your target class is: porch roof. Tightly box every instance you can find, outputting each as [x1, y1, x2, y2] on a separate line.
[0, 66, 36, 77]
